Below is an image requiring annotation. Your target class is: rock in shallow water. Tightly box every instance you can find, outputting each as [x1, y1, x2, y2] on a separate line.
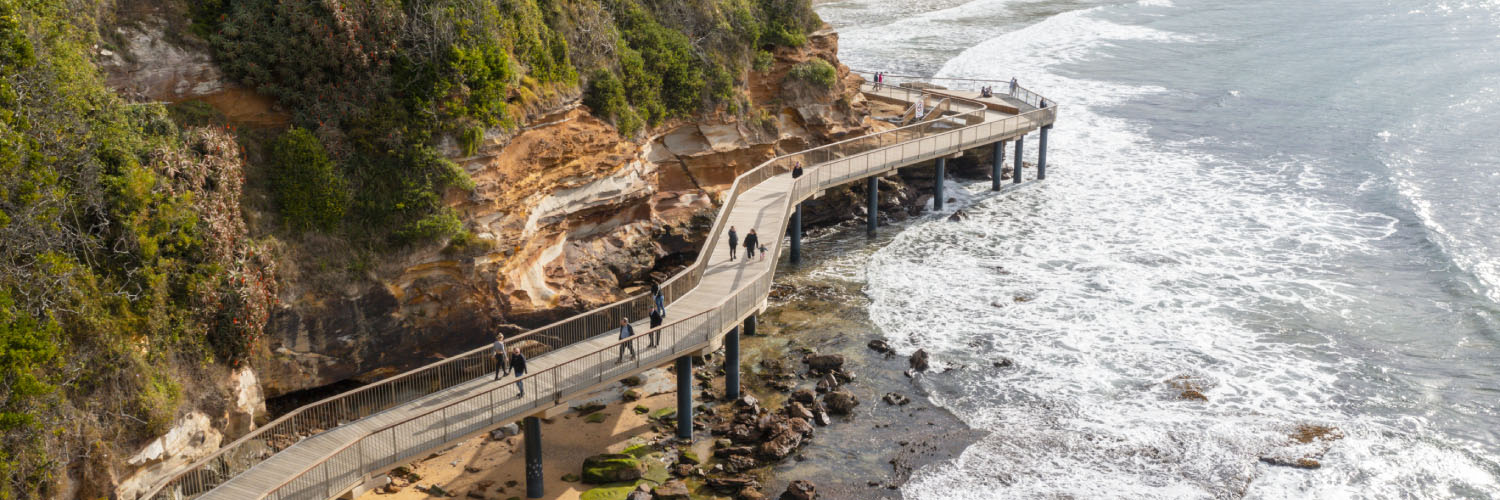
[823, 390, 859, 415]
[780, 479, 817, 500]
[867, 339, 892, 353]
[909, 349, 930, 372]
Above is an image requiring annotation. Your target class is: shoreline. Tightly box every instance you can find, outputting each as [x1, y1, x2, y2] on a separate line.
[358, 220, 985, 499]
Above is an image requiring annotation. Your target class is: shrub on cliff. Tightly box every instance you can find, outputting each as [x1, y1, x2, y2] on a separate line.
[269, 128, 348, 232]
[786, 59, 837, 89]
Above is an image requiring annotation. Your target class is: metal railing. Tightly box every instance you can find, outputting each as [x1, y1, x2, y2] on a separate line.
[142, 80, 1056, 500]
[855, 69, 1055, 109]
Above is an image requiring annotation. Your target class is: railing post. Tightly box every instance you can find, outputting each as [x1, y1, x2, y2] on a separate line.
[867, 176, 879, 237]
[725, 322, 741, 401]
[1013, 135, 1025, 184]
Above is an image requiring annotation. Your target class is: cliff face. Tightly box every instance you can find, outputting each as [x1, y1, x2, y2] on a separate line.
[254, 28, 875, 396]
[96, 7, 872, 496]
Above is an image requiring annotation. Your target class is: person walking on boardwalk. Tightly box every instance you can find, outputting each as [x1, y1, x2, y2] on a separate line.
[1010, 77, 1018, 94]
[616, 318, 637, 363]
[792, 161, 804, 178]
[728, 226, 739, 261]
[511, 348, 528, 397]
[492, 333, 508, 381]
[743, 229, 759, 260]
[647, 306, 664, 348]
[651, 281, 665, 314]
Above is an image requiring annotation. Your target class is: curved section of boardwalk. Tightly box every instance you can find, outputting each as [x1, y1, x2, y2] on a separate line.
[145, 81, 1057, 500]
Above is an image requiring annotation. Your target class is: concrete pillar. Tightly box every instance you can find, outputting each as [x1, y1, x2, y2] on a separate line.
[789, 204, 802, 265]
[676, 356, 693, 440]
[1013, 136, 1025, 184]
[1038, 125, 1050, 180]
[934, 158, 946, 212]
[724, 325, 740, 400]
[524, 416, 543, 498]
[866, 176, 879, 237]
[991, 141, 1005, 191]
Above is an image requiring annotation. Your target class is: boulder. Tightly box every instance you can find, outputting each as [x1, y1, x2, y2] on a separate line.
[823, 390, 859, 415]
[725, 454, 760, 472]
[803, 354, 845, 372]
[654, 480, 692, 500]
[781, 480, 817, 500]
[626, 484, 654, 500]
[622, 388, 642, 401]
[581, 453, 644, 484]
[909, 349, 930, 372]
[867, 339, 892, 354]
[882, 392, 910, 406]
[758, 430, 803, 460]
[621, 375, 645, 387]
[790, 389, 816, 405]
[786, 402, 815, 420]
[715, 445, 755, 458]
[739, 486, 767, 500]
[708, 475, 759, 490]
[490, 423, 520, 440]
[813, 411, 831, 426]
[787, 417, 814, 437]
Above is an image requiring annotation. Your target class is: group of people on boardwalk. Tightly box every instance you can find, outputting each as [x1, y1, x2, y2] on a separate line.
[873, 71, 886, 90]
[491, 278, 669, 396]
[727, 225, 765, 262]
[492, 335, 529, 396]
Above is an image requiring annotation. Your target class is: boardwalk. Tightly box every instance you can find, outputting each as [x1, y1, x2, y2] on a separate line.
[145, 81, 1057, 500]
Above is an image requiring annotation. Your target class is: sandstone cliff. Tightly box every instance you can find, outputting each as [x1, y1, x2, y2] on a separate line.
[97, 7, 875, 496]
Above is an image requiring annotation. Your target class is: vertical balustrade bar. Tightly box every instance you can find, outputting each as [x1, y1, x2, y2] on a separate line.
[867, 176, 879, 237]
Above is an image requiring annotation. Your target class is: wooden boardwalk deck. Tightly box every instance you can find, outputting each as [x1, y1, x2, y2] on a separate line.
[157, 83, 1057, 500]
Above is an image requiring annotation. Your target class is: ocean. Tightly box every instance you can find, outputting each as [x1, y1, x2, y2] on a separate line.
[808, 0, 1500, 497]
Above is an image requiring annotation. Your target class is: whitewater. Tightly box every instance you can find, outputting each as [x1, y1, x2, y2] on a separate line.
[814, 0, 1500, 497]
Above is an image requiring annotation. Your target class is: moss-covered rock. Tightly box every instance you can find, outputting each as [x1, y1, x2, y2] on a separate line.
[649, 407, 677, 422]
[622, 443, 654, 458]
[582, 453, 645, 484]
[585, 412, 608, 423]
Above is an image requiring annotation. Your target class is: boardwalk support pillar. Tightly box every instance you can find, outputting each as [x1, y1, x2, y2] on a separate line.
[725, 324, 741, 401]
[867, 176, 879, 237]
[789, 204, 802, 265]
[992, 141, 1006, 191]
[1038, 125, 1050, 180]
[524, 416, 543, 498]
[1013, 135, 1025, 184]
[934, 158, 946, 211]
[676, 356, 693, 440]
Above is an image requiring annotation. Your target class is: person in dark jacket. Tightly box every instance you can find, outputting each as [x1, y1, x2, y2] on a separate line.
[492, 334, 508, 381]
[743, 229, 759, 260]
[510, 348, 528, 397]
[651, 281, 665, 314]
[792, 161, 803, 178]
[647, 306, 663, 347]
[728, 225, 738, 260]
[616, 318, 637, 363]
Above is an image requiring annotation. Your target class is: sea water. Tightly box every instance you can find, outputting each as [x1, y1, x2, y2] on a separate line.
[811, 0, 1500, 497]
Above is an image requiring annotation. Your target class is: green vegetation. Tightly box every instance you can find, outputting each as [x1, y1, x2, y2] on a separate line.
[581, 0, 822, 133]
[196, 0, 579, 244]
[269, 128, 348, 232]
[2, 0, 277, 495]
[786, 59, 837, 89]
